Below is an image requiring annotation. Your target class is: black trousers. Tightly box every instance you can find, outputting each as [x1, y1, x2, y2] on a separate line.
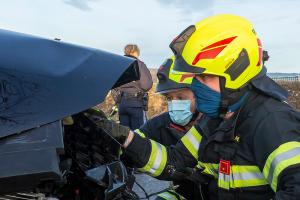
[118, 101, 145, 130]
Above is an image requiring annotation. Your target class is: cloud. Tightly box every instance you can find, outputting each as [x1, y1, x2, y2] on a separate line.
[157, 0, 214, 22]
[157, 0, 214, 12]
[211, 0, 300, 72]
[0, 0, 299, 72]
[63, 0, 98, 11]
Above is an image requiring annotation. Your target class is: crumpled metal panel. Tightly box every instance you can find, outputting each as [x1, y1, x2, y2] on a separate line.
[0, 29, 137, 138]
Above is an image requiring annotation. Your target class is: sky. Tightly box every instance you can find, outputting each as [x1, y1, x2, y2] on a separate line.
[0, 0, 299, 73]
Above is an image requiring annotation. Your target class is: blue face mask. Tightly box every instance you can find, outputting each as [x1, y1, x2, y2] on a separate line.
[190, 78, 221, 118]
[168, 100, 193, 126]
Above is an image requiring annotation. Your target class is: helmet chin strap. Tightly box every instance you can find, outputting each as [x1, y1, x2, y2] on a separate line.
[219, 77, 250, 118]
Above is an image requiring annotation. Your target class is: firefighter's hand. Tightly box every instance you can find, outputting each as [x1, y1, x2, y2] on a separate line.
[97, 119, 131, 145]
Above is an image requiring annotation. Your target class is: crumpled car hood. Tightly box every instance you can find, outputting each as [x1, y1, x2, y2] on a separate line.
[0, 29, 138, 138]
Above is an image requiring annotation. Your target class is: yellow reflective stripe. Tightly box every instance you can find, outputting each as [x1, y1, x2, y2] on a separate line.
[271, 153, 300, 191]
[157, 191, 180, 200]
[218, 173, 231, 190]
[263, 141, 300, 191]
[231, 165, 268, 187]
[197, 162, 219, 178]
[139, 140, 167, 177]
[232, 165, 262, 173]
[139, 140, 158, 173]
[134, 129, 145, 138]
[233, 178, 269, 188]
[232, 170, 268, 188]
[218, 165, 268, 190]
[181, 126, 202, 159]
[263, 142, 300, 177]
[152, 144, 167, 177]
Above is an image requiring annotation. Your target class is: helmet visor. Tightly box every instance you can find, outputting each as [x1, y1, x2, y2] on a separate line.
[170, 25, 196, 56]
[169, 25, 206, 75]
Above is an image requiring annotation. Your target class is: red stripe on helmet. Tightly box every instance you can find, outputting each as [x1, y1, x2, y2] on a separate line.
[257, 38, 262, 66]
[192, 46, 226, 65]
[257, 47, 262, 66]
[192, 36, 237, 65]
[257, 38, 262, 47]
[180, 74, 194, 82]
[202, 36, 237, 51]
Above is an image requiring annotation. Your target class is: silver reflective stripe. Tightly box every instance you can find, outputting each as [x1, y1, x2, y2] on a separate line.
[267, 147, 300, 183]
[186, 132, 199, 150]
[158, 192, 178, 200]
[143, 111, 147, 123]
[149, 143, 163, 174]
[139, 140, 167, 177]
[233, 171, 265, 181]
[181, 126, 202, 159]
[219, 172, 231, 182]
[218, 166, 269, 189]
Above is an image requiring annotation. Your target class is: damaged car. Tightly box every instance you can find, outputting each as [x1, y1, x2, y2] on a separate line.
[0, 29, 141, 200]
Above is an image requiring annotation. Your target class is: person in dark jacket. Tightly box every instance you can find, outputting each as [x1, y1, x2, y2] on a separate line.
[99, 14, 300, 200]
[134, 56, 203, 200]
[114, 44, 153, 130]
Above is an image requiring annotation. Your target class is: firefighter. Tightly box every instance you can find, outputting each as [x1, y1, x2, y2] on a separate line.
[133, 56, 203, 199]
[100, 14, 300, 199]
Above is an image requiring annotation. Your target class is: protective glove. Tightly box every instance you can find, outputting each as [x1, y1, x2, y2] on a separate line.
[97, 119, 131, 145]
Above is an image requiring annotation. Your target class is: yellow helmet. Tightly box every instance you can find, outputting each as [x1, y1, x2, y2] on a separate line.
[170, 14, 263, 90]
[156, 56, 194, 94]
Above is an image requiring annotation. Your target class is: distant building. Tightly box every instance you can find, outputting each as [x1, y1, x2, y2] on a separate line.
[268, 73, 300, 82]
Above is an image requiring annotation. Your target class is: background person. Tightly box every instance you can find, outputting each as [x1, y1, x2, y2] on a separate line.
[113, 44, 153, 130]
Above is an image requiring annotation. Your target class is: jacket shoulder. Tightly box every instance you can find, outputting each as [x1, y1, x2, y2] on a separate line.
[239, 93, 298, 144]
[246, 93, 294, 120]
[262, 97, 293, 113]
[137, 59, 145, 65]
[142, 112, 170, 130]
[138, 112, 170, 141]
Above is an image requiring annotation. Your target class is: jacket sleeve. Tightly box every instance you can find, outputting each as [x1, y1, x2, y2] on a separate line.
[123, 126, 201, 180]
[137, 60, 153, 92]
[135, 122, 160, 142]
[134, 113, 169, 142]
[252, 110, 300, 199]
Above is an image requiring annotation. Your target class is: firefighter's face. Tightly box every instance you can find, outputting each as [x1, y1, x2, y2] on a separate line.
[164, 88, 197, 114]
[195, 74, 220, 92]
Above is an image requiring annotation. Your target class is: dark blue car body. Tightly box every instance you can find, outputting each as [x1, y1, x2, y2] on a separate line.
[0, 29, 139, 197]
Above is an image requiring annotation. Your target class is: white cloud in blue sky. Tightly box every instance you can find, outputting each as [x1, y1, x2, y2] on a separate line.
[63, 0, 97, 11]
[0, 0, 299, 72]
